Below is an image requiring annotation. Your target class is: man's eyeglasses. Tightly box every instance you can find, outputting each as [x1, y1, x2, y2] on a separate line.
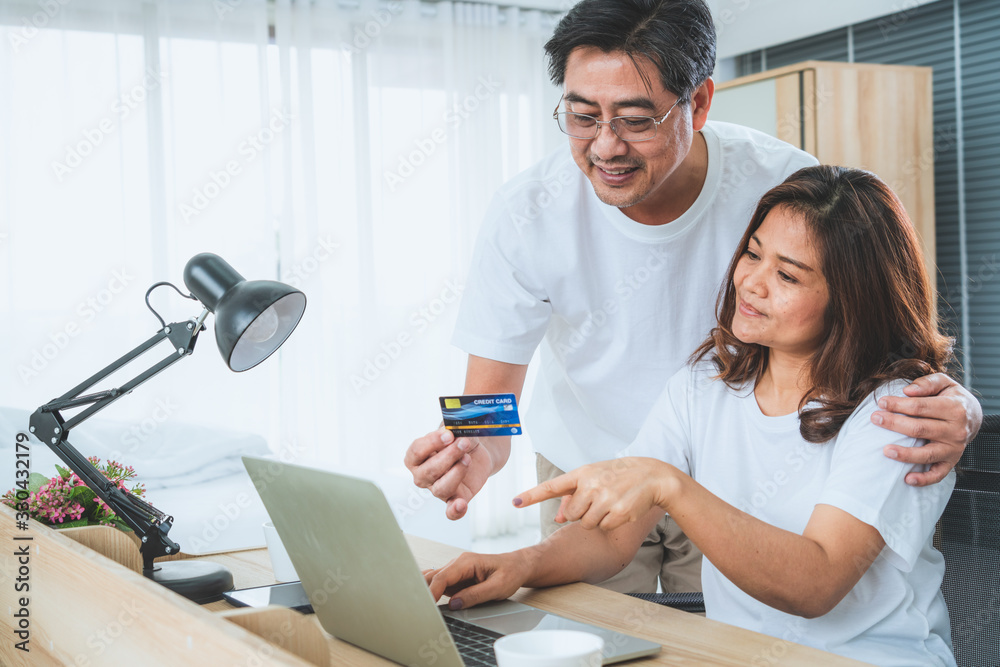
[552, 97, 681, 143]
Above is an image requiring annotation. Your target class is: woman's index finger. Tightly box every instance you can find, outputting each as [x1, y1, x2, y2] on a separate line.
[513, 472, 578, 508]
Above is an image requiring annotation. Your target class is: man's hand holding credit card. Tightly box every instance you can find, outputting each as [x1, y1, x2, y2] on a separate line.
[439, 393, 521, 437]
[404, 394, 522, 521]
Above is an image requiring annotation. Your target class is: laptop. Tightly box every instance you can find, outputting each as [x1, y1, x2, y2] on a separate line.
[241, 456, 661, 666]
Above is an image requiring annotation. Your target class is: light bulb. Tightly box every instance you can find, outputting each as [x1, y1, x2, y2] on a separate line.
[242, 305, 280, 343]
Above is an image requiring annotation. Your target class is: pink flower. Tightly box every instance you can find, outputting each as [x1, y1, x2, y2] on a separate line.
[1, 457, 143, 529]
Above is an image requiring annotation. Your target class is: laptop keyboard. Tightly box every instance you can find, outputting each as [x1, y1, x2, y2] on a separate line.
[443, 615, 503, 666]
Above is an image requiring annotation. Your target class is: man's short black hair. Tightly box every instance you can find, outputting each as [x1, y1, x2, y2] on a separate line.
[544, 0, 716, 103]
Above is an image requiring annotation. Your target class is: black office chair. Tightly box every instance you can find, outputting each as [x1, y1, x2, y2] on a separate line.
[940, 413, 1000, 667]
[627, 591, 704, 613]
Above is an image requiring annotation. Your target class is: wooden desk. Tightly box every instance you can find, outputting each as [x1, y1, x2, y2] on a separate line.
[0, 506, 867, 666]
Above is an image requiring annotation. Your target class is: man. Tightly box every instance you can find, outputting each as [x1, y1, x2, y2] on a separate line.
[405, 0, 981, 595]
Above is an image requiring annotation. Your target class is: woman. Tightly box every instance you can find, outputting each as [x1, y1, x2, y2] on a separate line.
[426, 166, 957, 666]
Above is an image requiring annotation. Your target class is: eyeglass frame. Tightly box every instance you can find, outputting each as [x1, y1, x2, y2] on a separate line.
[551, 96, 683, 143]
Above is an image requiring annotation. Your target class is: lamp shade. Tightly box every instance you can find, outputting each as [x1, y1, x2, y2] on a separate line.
[183, 253, 306, 371]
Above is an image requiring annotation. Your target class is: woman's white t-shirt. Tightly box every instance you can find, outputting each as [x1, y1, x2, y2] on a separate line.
[625, 362, 956, 666]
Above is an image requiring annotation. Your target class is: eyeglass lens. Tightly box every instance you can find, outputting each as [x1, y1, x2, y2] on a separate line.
[556, 113, 657, 141]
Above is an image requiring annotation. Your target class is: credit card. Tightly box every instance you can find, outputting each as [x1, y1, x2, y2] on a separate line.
[439, 393, 521, 437]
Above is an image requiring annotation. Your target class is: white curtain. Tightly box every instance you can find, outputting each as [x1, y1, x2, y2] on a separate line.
[0, 0, 278, 455]
[0, 0, 560, 540]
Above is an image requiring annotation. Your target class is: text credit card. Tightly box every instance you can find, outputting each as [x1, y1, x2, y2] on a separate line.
[439, 393, 521, 437]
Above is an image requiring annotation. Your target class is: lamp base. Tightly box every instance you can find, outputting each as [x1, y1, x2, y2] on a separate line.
[146, 560, 235, 604]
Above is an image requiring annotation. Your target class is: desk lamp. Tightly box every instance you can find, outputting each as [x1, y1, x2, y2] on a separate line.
[28, 253, 306, 603]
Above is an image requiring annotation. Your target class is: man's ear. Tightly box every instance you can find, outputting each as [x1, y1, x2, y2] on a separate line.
[690, 77, 714, 131]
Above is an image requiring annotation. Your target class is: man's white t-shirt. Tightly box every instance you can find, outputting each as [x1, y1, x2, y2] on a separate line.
[625, 363, 956, 666]
[452, 121, 818, 471]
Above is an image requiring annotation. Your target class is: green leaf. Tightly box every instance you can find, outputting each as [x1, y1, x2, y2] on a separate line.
[106, 517, 132, 532]
[70, 486, 97, 506]
[56, 518, 89, 529]
[27, 473, 50, 495]
[55, 465, 72, 479]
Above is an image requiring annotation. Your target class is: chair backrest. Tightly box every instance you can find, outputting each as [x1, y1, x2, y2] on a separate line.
[940, 413, 1000, 667]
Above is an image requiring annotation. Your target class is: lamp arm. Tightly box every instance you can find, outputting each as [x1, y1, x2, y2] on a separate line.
[40, 315, 206, 429]
[28, 313, 208, 573]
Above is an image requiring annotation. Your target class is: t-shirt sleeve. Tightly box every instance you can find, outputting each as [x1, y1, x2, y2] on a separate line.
[816, 381, 956, 571]
[450, 191, 552, 365]
[778, 144, 819, 180]
[620, 364, 696, 475]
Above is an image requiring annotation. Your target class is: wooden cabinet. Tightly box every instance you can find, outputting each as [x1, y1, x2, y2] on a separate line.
[712, 61, 936, 283]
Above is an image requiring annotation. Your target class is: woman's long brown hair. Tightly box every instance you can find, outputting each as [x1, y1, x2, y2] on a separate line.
[692, 166, 955, 443]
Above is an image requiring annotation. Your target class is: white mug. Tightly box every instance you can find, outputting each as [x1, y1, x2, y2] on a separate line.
[494, 629, 604, 667]
[262, 520, 299, 582]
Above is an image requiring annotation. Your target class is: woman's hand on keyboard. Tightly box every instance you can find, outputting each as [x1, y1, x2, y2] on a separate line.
[424, 551, 531, 610]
